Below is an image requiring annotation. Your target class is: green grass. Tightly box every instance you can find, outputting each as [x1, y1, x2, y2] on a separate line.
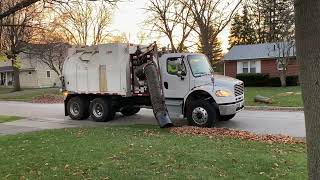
[0, 88, 61, 102]
[0, 115, 22, 123]
[0, 126, 307, 179]
[245, 86, 303, 107]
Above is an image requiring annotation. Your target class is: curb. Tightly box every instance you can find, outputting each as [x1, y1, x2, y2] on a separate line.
[245, 106, 304, 112]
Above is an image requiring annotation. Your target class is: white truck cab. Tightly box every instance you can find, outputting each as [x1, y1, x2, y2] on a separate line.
[62, 43, 244, 128]
[159, 53, 244, 126]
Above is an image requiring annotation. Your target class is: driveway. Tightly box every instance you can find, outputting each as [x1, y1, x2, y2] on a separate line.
[0, 101, 306, 137]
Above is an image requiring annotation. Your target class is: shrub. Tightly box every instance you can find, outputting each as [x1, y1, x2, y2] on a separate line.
[236, 73, 270, 87]
[286, 76, 300, 86]
[268, 77, 281, 87]
[236, 73, 299, 87]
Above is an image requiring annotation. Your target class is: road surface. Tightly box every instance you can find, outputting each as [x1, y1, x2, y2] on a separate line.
[0, 101, 306, 137]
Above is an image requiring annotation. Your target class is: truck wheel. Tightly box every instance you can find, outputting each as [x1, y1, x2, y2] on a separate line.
[120, 107, 140, 116]
[219, 114, 236, 121]
[67, 97, 89, 120]
[89, 97, 114, 122]
[186, 100, 218, 128]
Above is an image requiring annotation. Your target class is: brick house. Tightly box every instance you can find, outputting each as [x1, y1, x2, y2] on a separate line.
[223, 43, 299, 78]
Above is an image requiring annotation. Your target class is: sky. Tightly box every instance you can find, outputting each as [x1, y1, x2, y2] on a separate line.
[109, 0, 230, 52]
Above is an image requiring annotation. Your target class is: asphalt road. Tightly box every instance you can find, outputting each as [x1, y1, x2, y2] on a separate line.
[0, 101, 306, 137]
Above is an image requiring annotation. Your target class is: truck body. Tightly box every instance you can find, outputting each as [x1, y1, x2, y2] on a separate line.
[62, 43, 244, 128]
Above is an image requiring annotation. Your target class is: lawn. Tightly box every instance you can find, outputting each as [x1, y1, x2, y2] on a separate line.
[245, 86, 303, 107]
[0, 88, 61, 102]
[0, 115, 22, 123]
[0, 126, 307, 179]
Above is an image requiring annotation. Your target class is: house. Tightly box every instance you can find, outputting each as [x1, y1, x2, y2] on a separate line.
[223, 42, 299, 78]
[0, 53, 61, 88]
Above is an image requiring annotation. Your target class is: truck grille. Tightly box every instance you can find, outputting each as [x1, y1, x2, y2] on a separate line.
[234, 83, 244, 96]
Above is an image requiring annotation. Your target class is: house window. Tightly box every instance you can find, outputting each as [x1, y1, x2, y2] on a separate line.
[237, 60, 260, 74]
[46, 71, 51, 78]
[250, 61, 257, 73]
[242, 62, 249, 73]
[277, 59, 286, 71]
[278, 63, 284, 71]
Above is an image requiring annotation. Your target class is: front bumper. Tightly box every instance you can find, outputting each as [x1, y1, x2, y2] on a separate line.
[218, 100, 244, 116]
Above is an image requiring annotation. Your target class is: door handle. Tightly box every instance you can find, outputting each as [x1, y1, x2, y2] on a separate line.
[164, 82, 168, 89]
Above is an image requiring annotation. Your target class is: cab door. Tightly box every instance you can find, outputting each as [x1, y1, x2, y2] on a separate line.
[162, 57, 190, 98]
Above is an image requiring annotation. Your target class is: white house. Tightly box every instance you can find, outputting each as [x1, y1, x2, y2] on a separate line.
[0, 53, 61, 88]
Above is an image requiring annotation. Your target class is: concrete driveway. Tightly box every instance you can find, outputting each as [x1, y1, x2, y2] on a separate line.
[0, 101, 306, 137]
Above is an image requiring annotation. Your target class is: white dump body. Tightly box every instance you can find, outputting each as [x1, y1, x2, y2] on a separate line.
[63, 43, 139, 96]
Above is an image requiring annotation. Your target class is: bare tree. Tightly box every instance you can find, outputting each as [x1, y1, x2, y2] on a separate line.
[271, 41, 295, 87]
[0, 0, 41, 91]
[145, 0, 195, 52]
[0, 0, 120, 20]
[106, 32, 129, 43]
[24, 42, 71, 84]
[295, 0, 320, 179]
[269, 0, 295, 87]
[182, 0, 242, 61]
[51, 0, 112, 46]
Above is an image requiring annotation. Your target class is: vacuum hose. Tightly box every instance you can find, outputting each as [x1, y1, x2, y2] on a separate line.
[139, 63, 174, 128]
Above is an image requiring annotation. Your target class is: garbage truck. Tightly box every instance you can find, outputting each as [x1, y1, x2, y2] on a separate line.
[62, 43, 244, 128]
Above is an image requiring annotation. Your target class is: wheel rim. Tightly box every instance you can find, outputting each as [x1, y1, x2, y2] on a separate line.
[70, 102, 80, 116]
[192, 107, 208, 125]
[93, 103, 104, 118]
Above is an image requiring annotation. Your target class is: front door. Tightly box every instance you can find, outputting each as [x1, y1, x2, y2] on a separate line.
[162, 57, 190, 98]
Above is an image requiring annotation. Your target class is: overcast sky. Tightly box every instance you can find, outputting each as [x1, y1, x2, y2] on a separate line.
[110, 0, 230, 52]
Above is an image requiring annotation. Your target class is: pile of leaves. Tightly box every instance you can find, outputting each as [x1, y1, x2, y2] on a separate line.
[169, 126, 305, 145]
[32, 94, 64, 104]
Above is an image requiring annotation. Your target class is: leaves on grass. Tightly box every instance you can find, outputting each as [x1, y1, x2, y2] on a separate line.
[143, 129, 160, 137]
[32, 94, 63, 104]
[169, 126, 305, 144]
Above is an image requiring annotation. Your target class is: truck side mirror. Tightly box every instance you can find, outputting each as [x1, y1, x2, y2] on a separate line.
[177, 70, 186, 80]
[176, 58, 182, 65]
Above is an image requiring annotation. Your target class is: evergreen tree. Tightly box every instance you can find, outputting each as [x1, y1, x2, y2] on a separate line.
[197, 25, 223, 64]
[249, 0, 294, 43]
[229, 14, 242, 48]
[212, 38, 223, 62]
[228, 5, 256, 49]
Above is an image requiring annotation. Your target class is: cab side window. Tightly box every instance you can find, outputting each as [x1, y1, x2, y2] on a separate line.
[167, 58, 186, 75]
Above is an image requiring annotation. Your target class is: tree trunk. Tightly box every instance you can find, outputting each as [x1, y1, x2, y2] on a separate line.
[295, 0, 320, 179]
[279, 70, 287, 87]
[11, 59, 21, 91]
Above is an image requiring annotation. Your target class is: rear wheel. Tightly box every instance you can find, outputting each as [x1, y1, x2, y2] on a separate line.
[219, 114, 236, 121]
[67, 96, 89, 120]
[89, 97, 114, 122]
[120, 107, 140, 116]
[186, 100, 218, 128]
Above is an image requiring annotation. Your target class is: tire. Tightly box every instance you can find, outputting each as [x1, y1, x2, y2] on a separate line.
[186, 100, 218, 128]
[67, 96, 89, 120]
[219, 114, 236, 121]
[120, 107, 141, 116]
[89, 97, 114, 122]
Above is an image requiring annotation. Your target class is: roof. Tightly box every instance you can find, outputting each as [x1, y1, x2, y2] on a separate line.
[224, 42, 296, 61]
[0, 66, 35, 73]
[0, 66, 13, 73]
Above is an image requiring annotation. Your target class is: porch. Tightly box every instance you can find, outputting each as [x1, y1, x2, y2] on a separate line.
[0, 66, 14, 87]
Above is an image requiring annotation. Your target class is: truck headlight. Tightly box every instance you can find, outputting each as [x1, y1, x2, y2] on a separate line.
[215, 90, 232, 97]
[63, 91, 68, 97]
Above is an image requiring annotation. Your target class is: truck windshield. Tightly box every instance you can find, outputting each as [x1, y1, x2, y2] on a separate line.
[188, 55, 213, 77]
